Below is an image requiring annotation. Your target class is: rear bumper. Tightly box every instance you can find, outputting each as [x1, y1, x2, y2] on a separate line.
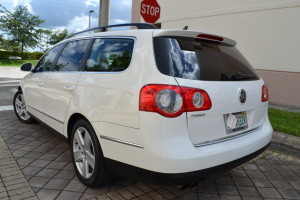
[105, 142, 270, 186]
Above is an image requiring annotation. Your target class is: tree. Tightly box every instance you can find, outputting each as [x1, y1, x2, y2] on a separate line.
[47, 29, 69, 45]
[0, 5, 45, 53]
[0, 34, 21, 51]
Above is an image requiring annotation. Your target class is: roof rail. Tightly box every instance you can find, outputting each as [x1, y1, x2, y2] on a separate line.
[66, 23, 157, 39]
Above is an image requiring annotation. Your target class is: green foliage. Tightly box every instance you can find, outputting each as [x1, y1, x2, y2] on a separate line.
[268, 108, 300, 137]
[0, 50, 43, 59]
[0, 34, 21, 51]
[0, 5, 45, 53]
[48, 29, 69, 45]
[86, 51, 132, 72]
[0, 59, 38, 67]
[109, 51, 131, 71]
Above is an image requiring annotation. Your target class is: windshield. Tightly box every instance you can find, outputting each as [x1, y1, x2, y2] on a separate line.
[153, 36, 259, 81]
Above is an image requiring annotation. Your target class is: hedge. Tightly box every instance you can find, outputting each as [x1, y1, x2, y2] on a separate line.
[0, 51, 43, 60]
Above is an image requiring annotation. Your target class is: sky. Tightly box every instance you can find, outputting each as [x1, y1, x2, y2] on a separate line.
[0, 0, 132, 50]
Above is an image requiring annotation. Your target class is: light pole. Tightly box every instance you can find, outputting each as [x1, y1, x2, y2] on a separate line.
[89, 10, 94, 33]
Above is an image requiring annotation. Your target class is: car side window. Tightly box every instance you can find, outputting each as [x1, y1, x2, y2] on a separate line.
[54, 40, 90, 72]
[35, 44, 64, 72]
[85, 38, 134, 72]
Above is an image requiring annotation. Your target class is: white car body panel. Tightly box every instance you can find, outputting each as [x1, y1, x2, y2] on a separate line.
[175, 77, 267, 144]
[43, 72, 81, 133]
[23, 72, 49, 121]
[97, 111, 272, 173]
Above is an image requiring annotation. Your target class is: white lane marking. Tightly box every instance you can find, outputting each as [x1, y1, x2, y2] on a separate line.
[8, 88, 18, 93]
[0, 105, 14, 111]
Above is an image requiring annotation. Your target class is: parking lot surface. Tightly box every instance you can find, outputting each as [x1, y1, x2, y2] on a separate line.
[0, 77, 300, 200]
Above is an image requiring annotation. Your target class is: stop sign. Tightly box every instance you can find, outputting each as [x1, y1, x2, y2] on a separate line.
[140, 0, 161, 24]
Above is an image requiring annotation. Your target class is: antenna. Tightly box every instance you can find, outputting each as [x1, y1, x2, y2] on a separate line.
[183, 26, 188, 30]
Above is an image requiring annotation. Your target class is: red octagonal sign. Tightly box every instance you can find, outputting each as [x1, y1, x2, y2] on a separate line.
[140, 0, 161, 24]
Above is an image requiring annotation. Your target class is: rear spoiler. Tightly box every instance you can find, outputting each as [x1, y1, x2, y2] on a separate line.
[153, 30, 237, 46]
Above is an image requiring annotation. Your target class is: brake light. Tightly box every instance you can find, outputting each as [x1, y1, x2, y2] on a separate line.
[262, 84, 269, 102]
[139, 85, 212, 118]
[197, 34, 224, 42]
[181, 87, 212, 111]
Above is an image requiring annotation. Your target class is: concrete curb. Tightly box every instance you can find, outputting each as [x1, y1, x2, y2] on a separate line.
[272, 131, 300, 151]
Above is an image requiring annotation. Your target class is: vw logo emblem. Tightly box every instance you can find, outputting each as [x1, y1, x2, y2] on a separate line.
[238, 89, 246, 103]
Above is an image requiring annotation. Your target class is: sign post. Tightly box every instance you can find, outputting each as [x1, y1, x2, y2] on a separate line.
[140, 0, 161, 24]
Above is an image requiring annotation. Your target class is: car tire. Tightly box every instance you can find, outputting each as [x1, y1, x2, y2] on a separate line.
[13, 90, 35, 123]
[71, 119, 114, 187]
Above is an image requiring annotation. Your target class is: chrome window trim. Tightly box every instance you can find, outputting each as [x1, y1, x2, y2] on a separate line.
[27, 105, 64, 124]
[100, 135, 144, 149]
[193, 125, 263, 147]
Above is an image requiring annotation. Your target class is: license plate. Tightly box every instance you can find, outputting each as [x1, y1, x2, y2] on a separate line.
[225, 111, 248, 134]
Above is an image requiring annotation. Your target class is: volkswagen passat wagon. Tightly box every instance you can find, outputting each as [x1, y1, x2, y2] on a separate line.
[14, 23, 272, 187]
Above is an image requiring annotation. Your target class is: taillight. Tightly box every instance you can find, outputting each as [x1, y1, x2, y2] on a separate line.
[139, 85, 212, 118]
[180, 87, 212, 111]
[262, 84, 269, 102]
[139, 85, 184, 118]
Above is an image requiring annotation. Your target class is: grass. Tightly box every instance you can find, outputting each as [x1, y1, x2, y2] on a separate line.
[268, 108, 300, 137]
[0, 59, 38, 67]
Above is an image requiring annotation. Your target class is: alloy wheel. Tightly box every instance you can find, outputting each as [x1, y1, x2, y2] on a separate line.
[73, 127, 95, 179]
[15, 94, 30, 120]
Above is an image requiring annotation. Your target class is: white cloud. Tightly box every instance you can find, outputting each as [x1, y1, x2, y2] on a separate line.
[85, 0, 97, 7]
[10, 0, 18, 8]
[65, 14, 89, 32]
[122, 0, 131, 5]
[114, 19, 127, 24]
[23, 0, 34, 14]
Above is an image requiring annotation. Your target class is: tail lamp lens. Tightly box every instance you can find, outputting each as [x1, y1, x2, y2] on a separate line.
[155, 89, 183, 113]
[181, 87, 212, 111]
[262, 84, 269, 102]
[192, 92, 204, 108]
[140, 85, 212, 118]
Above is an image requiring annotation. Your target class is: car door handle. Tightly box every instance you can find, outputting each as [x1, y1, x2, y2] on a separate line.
[63, 86, 74, 91]
[37, 82, 44, 86]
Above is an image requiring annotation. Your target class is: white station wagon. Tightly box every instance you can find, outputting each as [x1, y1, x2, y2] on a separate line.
[14, 23, 272, 188]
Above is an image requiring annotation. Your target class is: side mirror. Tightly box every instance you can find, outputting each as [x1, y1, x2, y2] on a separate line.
[20, 63, 32, 71]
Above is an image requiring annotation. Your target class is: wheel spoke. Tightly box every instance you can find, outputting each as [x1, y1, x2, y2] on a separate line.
[15, 99, 22, 107]
[84, 133, 91, 150]
[73, 150, 82, 162]
[86, 151, 95, 169]
[20, 94, 25, 104]
[75, 130, 84, 149]
[17, 108, 23, 116]
[82, 158, 88, 178]
[24, 111, 30, 120]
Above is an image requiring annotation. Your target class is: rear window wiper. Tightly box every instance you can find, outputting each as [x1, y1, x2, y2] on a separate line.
[232, 72, 256, 80]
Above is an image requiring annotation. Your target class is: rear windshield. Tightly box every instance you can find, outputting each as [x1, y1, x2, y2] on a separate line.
[153, 37, 259, 81]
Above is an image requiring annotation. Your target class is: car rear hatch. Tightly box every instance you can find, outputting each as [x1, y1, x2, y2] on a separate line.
[153, 30, 268, 146]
